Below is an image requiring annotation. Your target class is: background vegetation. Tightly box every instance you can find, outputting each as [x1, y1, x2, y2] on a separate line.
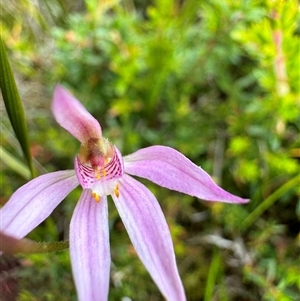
[1, 0, 299, 300]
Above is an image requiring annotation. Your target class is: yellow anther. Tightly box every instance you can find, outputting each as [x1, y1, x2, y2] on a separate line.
[92, 192, 100, 202]
[114, 184, 120, 198]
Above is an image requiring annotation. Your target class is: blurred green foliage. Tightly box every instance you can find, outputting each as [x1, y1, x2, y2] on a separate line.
[1, 0, 299, 300]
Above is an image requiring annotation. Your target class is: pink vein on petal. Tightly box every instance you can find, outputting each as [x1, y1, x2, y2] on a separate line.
[70, 190, 110, 301]
[124, 146, 249, 204]
[112, 174, 186, 301]
[0, 170, 78, 239]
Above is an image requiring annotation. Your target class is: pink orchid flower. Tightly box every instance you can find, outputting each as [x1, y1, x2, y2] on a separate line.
[0, 85, 248, 301]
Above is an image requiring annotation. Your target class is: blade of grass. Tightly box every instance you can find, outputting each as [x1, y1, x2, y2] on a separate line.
[242, 174, 299, 230]
[0, 145, 31, 180]
[0, 37, 34, 177]
[204, 248, 221, 301]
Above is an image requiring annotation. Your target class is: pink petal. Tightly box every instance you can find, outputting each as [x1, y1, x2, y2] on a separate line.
[70, 190, 110, 301]
[124, 146, 249, 203]
[52, 85, 102, 143]
[112, 174, 186, 301]
[0, 170, 78, 238]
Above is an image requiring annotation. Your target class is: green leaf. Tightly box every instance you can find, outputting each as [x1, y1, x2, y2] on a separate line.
[0, 37, 34, 177]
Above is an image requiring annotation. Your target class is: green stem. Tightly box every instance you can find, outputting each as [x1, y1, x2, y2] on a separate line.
[0, 231, 69, 254]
